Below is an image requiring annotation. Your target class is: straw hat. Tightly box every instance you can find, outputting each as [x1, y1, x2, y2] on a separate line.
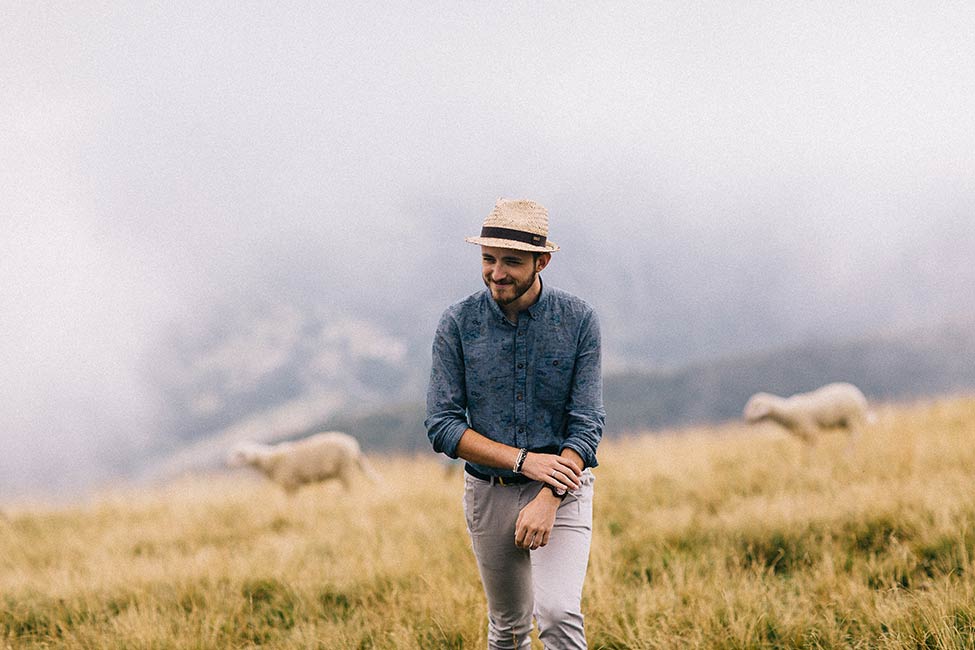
[465, 198, 560, 253]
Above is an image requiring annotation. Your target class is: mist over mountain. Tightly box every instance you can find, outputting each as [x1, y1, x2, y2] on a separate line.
[604, 318, 975, 432]
[138, 312, 975, 481]
[143, 189, 975, 381]
[7, 203, 974, 496]
[3, 3, 975, 498]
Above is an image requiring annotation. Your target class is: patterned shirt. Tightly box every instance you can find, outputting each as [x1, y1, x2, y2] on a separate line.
[425, 281, 605, 478]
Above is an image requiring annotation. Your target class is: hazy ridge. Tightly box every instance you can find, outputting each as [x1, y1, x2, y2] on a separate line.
[312, 318, 975, 453]
[139, 317, 975, 482]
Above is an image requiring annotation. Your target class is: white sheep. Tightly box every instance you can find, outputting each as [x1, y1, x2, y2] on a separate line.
[743, 382, 875, 453]
[227, 431, 378, 493]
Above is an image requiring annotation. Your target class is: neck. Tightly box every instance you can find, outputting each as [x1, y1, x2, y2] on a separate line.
[501, 276, 542, 322]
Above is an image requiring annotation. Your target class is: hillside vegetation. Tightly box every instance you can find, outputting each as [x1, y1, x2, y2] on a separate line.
[3, 395, 975, 649]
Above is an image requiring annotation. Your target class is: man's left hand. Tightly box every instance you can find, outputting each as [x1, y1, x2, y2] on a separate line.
[514, 490, 562, 550]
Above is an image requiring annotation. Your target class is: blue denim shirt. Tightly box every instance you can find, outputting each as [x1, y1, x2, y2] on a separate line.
[425, 281, 604, 478]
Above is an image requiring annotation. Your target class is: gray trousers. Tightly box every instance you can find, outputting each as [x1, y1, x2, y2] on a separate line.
[463, 469, 594, 650]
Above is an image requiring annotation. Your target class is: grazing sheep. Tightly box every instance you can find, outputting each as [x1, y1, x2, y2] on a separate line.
[227, 431, 379, 493]
[743, 382, 874, 452]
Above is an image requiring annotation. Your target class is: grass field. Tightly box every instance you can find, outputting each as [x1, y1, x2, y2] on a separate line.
[3, 395, 975, 649]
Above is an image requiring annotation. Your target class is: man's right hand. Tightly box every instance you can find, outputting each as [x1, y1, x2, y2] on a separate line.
[519, 452, 582, 492]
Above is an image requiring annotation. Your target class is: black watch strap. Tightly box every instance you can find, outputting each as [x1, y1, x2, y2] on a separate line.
[548, 484, 568, 500]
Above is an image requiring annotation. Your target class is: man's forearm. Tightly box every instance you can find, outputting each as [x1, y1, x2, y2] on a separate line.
[456, 429, 583, 492]
[457, 430, 584, 472]
[455, 428, 521, 470]
[560, 447, 584, 473]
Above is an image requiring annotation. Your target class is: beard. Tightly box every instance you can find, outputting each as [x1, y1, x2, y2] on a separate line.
[485, 269, 537, 306]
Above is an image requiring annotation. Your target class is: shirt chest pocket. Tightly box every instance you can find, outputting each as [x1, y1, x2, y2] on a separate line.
[534, 355, 574, 405]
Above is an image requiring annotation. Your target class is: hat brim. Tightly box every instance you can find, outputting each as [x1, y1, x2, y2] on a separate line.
[464, 236, 560, 253]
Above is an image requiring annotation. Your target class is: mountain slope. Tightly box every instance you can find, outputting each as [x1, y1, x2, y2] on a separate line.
[605, 319, 975, 432]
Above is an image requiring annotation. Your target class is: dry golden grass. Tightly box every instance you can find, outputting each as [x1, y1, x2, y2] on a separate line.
[3, 395, 975, 648]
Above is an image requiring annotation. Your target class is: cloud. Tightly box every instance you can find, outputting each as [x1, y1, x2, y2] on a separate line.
[0, 217, 168, 497]
[2, 2, 974, 496]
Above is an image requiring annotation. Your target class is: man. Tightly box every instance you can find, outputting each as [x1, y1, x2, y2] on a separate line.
[425, 198, 605, 649]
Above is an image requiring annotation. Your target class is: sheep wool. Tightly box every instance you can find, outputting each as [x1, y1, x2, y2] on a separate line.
[743, 382, 874, 449]
[227, 431, 378, 493]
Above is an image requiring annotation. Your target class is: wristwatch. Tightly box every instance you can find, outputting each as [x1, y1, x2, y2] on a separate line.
[548, 484, 568, 499]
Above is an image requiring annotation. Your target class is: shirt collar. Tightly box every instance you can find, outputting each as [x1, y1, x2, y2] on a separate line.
[525, 276, 548, 320]
[484, 288, 506, 324]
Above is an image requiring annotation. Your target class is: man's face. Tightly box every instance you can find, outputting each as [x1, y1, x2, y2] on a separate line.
[481, 246, 547, 306]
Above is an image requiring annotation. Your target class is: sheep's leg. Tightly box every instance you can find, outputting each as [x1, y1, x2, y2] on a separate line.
[282, 483, 299, 496]
[357, 455, 380, 483]
[798, 439, 814, 466]
[787, 431, 814, 466]
[792, 426, 817, 447]
[792, 423, 817, 467]
[844, 415, 865, 458]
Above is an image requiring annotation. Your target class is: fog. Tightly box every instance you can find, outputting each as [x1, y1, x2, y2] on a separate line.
[2, 2, 974, 497]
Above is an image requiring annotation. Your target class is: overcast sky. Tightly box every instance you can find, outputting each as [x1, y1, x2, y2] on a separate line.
[2, 2, 974, 497]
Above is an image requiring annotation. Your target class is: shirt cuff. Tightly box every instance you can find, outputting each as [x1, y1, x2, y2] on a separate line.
[438, 420, 469, 459]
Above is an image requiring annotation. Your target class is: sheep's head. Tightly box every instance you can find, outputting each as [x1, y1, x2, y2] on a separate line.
[226, 442, 264, 468]
[743, 393, 775, 422]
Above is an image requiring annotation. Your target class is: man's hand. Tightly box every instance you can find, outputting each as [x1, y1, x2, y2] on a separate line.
[514, 490, 562, 550]
[519, 452, 582, 492]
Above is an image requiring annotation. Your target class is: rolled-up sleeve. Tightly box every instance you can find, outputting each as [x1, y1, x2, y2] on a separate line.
[560, 309, 605, 469]
[424, 311, 470, 459]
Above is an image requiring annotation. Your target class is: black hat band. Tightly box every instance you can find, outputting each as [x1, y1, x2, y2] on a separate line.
[479, 226, 546, 247]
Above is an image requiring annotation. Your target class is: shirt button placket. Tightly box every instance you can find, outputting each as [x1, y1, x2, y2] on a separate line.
[514, 319, 529, 448]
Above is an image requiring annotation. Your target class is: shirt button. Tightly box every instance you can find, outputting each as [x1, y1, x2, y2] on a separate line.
[516, 393, 523, 401]
[518, 426, 525, 433]
[517, 330, 524, 336]
[517, 363, 524, 369]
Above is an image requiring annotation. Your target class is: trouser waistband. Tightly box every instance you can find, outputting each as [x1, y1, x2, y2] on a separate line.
[464, 464, 534, 486]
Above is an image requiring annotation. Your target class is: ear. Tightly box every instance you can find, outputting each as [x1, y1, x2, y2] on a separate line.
[744, 395, 771, 421]
[535, 252, 552, 272]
